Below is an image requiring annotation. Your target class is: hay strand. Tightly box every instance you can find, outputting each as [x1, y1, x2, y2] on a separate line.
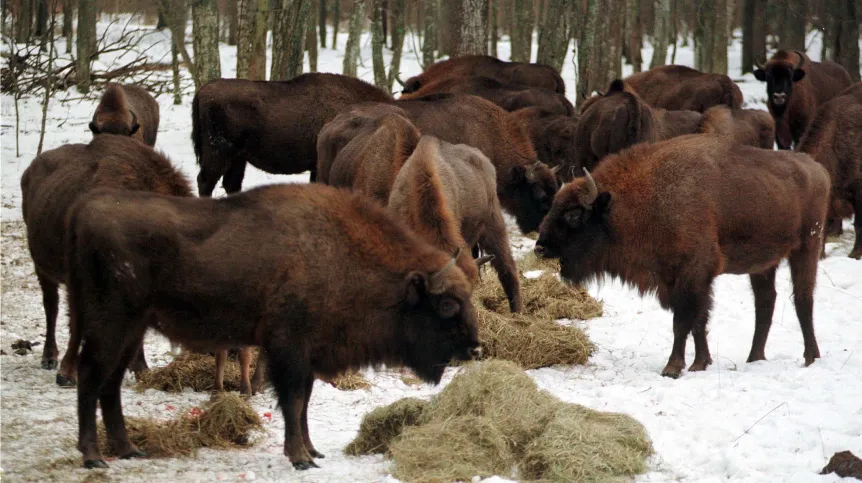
[327, 371, 372, 391]
[135, 352, 259, 393]
[345, 397, 427, 456]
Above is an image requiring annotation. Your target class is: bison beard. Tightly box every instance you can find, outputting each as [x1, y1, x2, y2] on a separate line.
[65, 184, 481, 470]
[536, 137, 829, 379]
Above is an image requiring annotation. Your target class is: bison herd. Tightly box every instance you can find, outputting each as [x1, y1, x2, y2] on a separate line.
[17, 52, 862, 471]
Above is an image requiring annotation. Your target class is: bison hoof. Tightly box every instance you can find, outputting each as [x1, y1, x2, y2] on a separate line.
[292, 461, 319, 470]
[849, 250, 862, 260]
[120, 449, 147, 459]
[41, 359, 58, 370]
[84, 459, 109, 469]
[688, 359, 712, 372]
[56, 373, 76, 387]
[660, 369, 681, 379]
[309, 449, 325, 459]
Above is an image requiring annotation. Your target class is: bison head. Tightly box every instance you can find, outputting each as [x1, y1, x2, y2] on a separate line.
[402, 75, 423, 94]
[754, 52, 806, 113]
[535, 117, 579, 180]
[398, 249, 481, 384]
[89, 110, 141, 138]
[534, 169, 612, 285]
[505, 161, 559, 234]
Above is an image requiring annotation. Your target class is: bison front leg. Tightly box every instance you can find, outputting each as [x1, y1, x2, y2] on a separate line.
[747, 267, 777, 363]
[482, 206, 522, 313]
[214, 350, 227, 392]
[36, 271, 60, 370]
[238, 347, 252, 395]
[250, 349, 267, 394]
[849, 185, 862, 260]
[267, 348, 319, 469]
[664, 285, 714, 378]
[301, 376, 324, 459]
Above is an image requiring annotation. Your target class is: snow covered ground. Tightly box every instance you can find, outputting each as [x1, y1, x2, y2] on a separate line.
[2, 18, 861, 482]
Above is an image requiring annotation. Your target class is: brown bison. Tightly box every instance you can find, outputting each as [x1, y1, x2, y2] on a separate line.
[20, 134, 192, 384]
[754, 50, 853, 149]
[402, 55, 565, 95]
[511, 106, 578, 174]
[567, 80, 773, 180]
[192, 73, 392, 195]
[400, 75, 573, 116]
[798, 82, 862, 258]
[393, 93, 559, 234]
[535, 136, 829, 378]
[90, 83, 160, 147]
[622, 64, 743, 112]
[65, 183, 481, 469]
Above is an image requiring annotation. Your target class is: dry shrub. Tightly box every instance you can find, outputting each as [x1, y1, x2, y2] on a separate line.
[345, 360, 653, 483]
[135, 351, 259, 393]
[97, 393, 263, 458]
[327, 371, 372, 391]
[345, 397, 427, 456]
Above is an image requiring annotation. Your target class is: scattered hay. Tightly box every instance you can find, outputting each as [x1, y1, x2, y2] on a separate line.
[327, 371, 372, 391]
[399, 373, 424, 386]
[135, 351, 259, 393]
[345, 360, 653, 483]
[345, 397, 427, 456]
[97, 393, 263, 458]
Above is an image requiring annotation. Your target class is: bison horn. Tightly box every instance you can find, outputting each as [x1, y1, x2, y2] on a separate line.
[582, 168, 598, 205]
[394, 74, 406, 88]
[754, 57, 766, 70]
[430, 248, 462, 290]
[551, 165, 562, 175]
[475, 254, 495, 267]
[793, 50, 806, 70]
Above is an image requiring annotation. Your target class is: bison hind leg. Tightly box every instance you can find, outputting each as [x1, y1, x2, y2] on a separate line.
[747, 266, 778, 363]
[788, 247, 821, 365]
[36, 271, 60, 370]
[266, 345, 319, 468]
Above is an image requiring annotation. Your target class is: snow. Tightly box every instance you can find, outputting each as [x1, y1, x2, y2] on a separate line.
[2, 17, 861, 482]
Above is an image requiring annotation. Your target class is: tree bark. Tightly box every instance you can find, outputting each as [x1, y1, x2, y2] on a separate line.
[318, 0, 326, 47]
[510, 0, 533, 61]
[386, 0, 405, 89]
[160, 0, 197, 82]
[237, 0, 252, 78]
[422, 0, 437, 67]
[342, 0, 365, 77]
[271, 0, 309, 81]
[830, 0, 861, 81]
[576, 0, 598, 106]
[171, 33, 182, 104]
[227, 0, 238, 44]
[306, 0, 318, 71]
[651, 0, 670, 68]
[489, 0, 498, 57]
[35, 0, 48, 37]
[741, 0, 755, 73]
[75, 0, 95, 93]
[371, 0, 387, 88]
[626, 0, 643, 72]
[16, 0, 33, 42]
[331, 0, 339, 47]
[439, 0, 461, 56]
[712, 0, 728, 75]
[193, 0, 222, 87]
[536, 0, 568, 71]
[62, 0, 73, 53]
[455, 0, 487, 56]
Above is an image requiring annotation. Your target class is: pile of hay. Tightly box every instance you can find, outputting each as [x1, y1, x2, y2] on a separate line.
[135, 351, 260, 393]
[347, 360, 652, 483]
[327, 371, 372, 390]
[471, 253, 600, 369]
[97, 393, 264, 458]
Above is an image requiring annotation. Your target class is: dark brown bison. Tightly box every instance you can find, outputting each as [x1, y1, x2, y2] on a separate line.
[19, 134, 192, 383]
[65, 183, 481, 469]
[393, 93, 559, 234]
[535, 135, 829, 378]
[700, 105, 775, 149]
[511, 106, 578, 174]
[90, 83, 160, 147]
[622, 64, 744, 112]
[754, 50, 853, 149]
[798, 82, 862, 258]
[400, 75, 573, 116]
[402, 55, 565, 95]
[192, 73, 392, 195]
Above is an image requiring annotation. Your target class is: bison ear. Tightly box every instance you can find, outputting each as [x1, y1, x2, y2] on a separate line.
[129, 122, 141, 136]
[792, 69, 806, 82]
[89, 121, 100, 134]
[510, 165, 527, 183]
[404, 272, 429, 307]
[593, 192, 612, 220]
[753, 69, 766, 82]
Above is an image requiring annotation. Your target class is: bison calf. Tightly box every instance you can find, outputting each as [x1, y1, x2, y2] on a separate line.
[535, 136, 829, 378]
[20, 135, 192, 381]
[622, 64, 743, 112]
[66, 183, 481, 470]
[90, 83, 160, 147]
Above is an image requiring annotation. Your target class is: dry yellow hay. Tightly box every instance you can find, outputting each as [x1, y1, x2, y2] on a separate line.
[97, 393, 263, 458]
[135, 351, 259, 393]
[327, 371, 372, 390]
[345, 397, 427, 456]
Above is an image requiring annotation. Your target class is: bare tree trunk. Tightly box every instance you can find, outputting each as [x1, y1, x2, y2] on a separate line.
[37, 0, 57, 155]
[670, 0, 678, 63]
[331, 0, 339, 47]
[455, 0, 486, 55]
[651, 0, 670, 67]
[193, 0, 222, 87]
[75, 0, 95, 93]
[171, 35, 182, 103]
[248, 0, 268, 79]
[387, 0, 405, 89]
[371, 0, 387, 88]
[318, 0, 326, 47]
[237, 0, 252, 77]
[227, 0, 238, 44]
[712, 0, 728, 74]
[439, 0, 461, 56]
[160, 0, 197, 82]
[782, 0, 806, 51]
[489, 0, 497, 57]
[536, 0, 568, 71]
[271, 0, 309, 81]
[35, 0, 48, 37]
[510, 0, 533, 61]
[626, 0, 643, 72]
[62, 0, 73, 53]
[422, 0, 437, 67]
[606, 0, 624, 80]
[829, 0, 861, 81]
[16, 0, 33, 42]
[576, 0, 598, 106]
[342, 0, 365, 77]
[741, 0, 756, 73]
[381, 0, 387, 45]
[306, 0, 318, 71]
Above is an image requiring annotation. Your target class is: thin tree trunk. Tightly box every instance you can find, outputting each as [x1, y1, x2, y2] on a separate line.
[670, 0, 678, 63]
[35, 0, 48, 37]
[536, 0, 568, 71]
[171, 35, 182, 103]
[37, 0, 57, 155]
[606, 0, 624, 80]
[75, 0, 95, 93]
[227, 0, 238, 44]
[489, 0, 497, 57]
[439, 0, 461, 56]
[248, 0, 268, 79]
[651, 0, 669, 68]
[16, 0, 33, 42]
[627, 0, 643, 72]
[271, 0, 309, 81]
[237, 0, 252, 77]
[342, 0, 364, 77]
[576, 0, 598, 106]
[160, 0, 197, 82]
[836, 0, 861, 81]
[318, 0, 326, 47]
[381, 0, 387, 45]
[331, 0, 339, 47]
[741, 0, 755, 73]
[192, 0, 222, 87]
[422, 0, 436, 67]
[306, 2, 317, 71]
[782, 0, 806, 51]
[455, 0, 486, 56]
[712, 0, 728, 74]
[371, 0, 387, 88]
[62, 0, 73, 53]
[386, 0, 405, 90]
[511, 0, 533, 61]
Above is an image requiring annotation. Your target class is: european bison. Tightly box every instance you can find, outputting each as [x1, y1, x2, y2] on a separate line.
[20, 134, 192, 383]
[400, 75, 573, 116]
[798, 82, 862, 258]
[388, 136, 522, 312]
[622, 64, 743, 112]
[535, 136, 829, 378]
[90, 83, 160, 147]
[754, 49, 852, 149]
[511, 106, 578, 174]
[403, 55, 565, 95]
[393, 93, 559, 233]
[699, 105, 775, 150]
[65, 183, 481, 469]
[192, 73, 392, 195]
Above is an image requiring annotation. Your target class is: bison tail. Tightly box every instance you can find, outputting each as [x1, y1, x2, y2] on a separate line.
[191, 91, 202, 163]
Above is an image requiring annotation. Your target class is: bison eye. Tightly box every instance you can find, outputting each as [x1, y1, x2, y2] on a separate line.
[438, 297, 460, 318]
[563, 209, 581, 228]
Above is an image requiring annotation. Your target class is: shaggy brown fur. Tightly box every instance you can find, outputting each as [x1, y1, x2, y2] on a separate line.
[19, 135, 192, 382]
[700, 106, 775, 149]
[622, 64, 744, 112]
[393, 93, 559, 234]
[66, 183, 481, 470]
[90, 84, 160, 147]
[192, 73, 392, 195]
[820, 451, 862, 479]
[402, 55, 565, 95]
[536, 136, 829, 379]
[400, 75, 573, 116]
[389, 136, 522, 312]
[754, 50, 853, 149]
[798, 82, 862, 258]
[511, 107, 578, 176]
